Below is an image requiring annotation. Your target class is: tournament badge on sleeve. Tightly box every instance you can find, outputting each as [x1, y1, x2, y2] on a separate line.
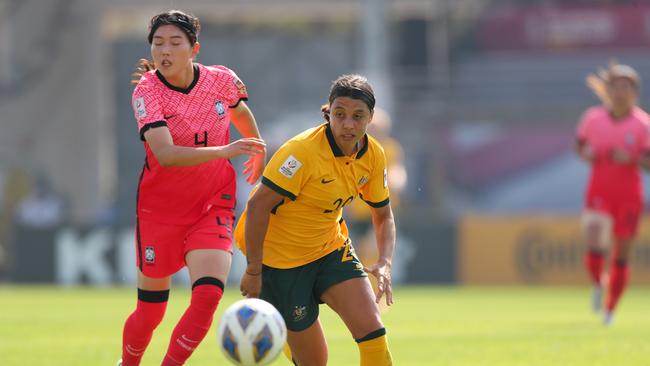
[134, 97, 147, 118]
[234, 77, 247, 96]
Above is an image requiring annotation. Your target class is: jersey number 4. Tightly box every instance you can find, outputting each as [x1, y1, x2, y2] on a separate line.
[194, 131, 208, 147]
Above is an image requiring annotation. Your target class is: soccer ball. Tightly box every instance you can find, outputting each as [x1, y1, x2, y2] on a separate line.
[217, 298, 287, 365]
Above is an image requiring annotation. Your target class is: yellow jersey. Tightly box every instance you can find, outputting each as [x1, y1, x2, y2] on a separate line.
[347, 136, 403, 220]
[235, 123, 390, 268]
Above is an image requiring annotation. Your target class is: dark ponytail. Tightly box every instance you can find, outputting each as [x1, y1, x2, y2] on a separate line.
[131, 59, 155, 85]
[321, 104, 331, 122]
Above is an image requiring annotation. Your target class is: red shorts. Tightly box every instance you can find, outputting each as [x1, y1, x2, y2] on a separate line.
[586, 196, 642, 240]
[135, 207, 235, 278]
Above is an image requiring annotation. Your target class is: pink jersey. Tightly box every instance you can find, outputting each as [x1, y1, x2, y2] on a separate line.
[132, 63, 248, 225]
[577, 105, 650, 203]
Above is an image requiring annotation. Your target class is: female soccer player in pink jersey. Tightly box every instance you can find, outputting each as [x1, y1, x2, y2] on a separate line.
[117, 10, 266, 366]
[576, 63, 650, 325]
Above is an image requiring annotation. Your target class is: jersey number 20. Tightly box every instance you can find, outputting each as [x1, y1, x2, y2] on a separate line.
[324, 196, 354, 214]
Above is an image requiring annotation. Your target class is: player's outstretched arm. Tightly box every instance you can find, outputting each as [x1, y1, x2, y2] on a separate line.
[240, 185, 284, 298]
[144, 126, 265, 167]
[366, 204, 396, 306]
[230, 102, 266, 183]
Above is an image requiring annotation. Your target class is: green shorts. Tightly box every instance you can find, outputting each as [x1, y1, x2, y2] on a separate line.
[260, 239, 367, 331]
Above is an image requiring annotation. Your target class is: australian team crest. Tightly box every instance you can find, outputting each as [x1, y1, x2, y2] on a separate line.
[358, 176, 369, 186]
[292, 305, 307, 322]
[215, 100, 226, 116]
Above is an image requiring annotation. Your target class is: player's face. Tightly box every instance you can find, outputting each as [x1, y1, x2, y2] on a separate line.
[608, 77, 638, 109]
[329, 97, 373, 155]
[150, 25, 197, 78]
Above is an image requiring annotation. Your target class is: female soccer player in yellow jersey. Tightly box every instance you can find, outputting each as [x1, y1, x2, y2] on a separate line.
[237, 74, 395, 365]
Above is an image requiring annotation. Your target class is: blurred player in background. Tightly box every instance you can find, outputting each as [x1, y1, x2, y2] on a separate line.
[576, 63, 650, 325]
[347, 108, 406, 276]
[118, 10, 266, 366]
[237, 74, 395, 365]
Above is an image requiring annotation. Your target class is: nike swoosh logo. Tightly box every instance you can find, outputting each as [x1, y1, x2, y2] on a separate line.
[181, 334, 199, 344]
[164, 114, 176, 119]
[321, 178, 335, 184]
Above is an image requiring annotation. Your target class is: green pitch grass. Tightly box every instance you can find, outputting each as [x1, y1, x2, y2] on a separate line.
[1, 286, 649, 365]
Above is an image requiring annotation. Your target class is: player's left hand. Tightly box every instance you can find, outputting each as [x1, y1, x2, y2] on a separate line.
[364, 260, 393, 306]
[240, 268, 262, 298]
[243, 147, 266, 184]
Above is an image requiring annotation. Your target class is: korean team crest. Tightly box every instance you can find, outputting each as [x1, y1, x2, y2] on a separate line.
[292, 305, 307, 322]
[215, 100, 226, 116]
[145, 246, 155, 264]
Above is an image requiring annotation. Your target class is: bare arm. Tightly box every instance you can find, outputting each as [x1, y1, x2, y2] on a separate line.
[366, 203, 396, 305]
[144, 126, 265, 167]
[240, 184, 286, 297]
[230, 101, 262, 139]
[230, 101, 267, 183]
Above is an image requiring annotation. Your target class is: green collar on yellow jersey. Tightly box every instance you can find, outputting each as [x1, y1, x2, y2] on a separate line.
[324, 123, 369, 159]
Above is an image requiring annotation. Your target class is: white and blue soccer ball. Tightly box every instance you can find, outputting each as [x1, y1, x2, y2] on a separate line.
[217, 298, 287, 366]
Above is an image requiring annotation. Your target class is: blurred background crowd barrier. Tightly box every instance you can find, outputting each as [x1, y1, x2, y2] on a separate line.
[3, 0, 650, 286]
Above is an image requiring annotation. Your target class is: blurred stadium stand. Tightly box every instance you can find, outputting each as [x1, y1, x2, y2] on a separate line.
[3, 0, 650, 284]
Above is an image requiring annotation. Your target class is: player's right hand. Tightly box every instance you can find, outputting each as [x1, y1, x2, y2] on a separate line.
[364, 261, 394, 306]
[239, 268, 262, 298]
[579, 144, 595, 162]
[221, 138, 266, 159]
[610, 148, 632, 164]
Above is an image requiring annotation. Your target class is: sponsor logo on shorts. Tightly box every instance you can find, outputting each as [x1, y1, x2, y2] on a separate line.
[145, 246, 155, 264]
[279, 155, 302, 178]
[292, 305, 307, 322]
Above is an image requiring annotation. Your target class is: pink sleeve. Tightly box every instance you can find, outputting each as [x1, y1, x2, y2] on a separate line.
[132, 81, 166, 141]
[576, 109, 592, 141]
[215, 66, 249, 107]
[641, 122, 650, 152]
